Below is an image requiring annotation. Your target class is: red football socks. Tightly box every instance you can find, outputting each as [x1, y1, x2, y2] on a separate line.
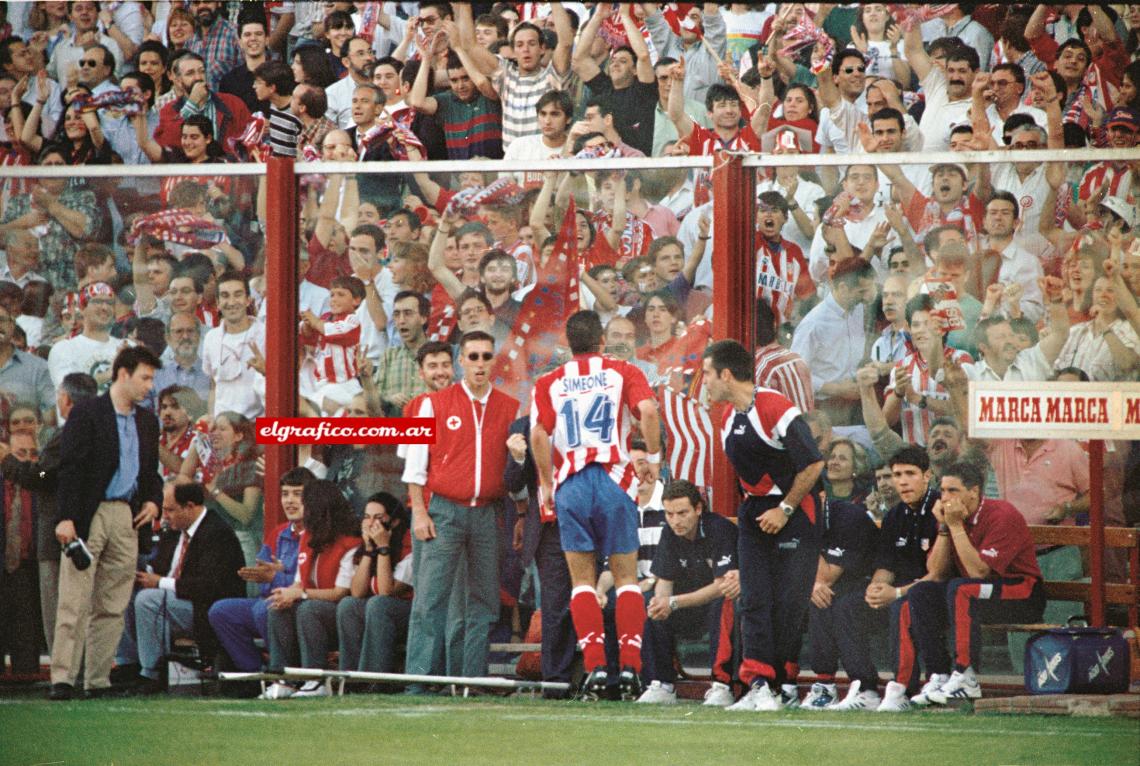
[570, 586, 606, 671]
[615, 585, 645, 672]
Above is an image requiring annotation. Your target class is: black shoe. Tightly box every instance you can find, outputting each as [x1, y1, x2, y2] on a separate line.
[578, 668, 608, 701]
[85, 685, 130, 700]
[618, 667, 643, 701]
[126, 676, 166, 696]
[110, 663, 142, 687]
[49, 683, 76, 701]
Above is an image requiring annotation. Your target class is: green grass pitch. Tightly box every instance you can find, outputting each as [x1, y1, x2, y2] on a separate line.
[1, 693, 1137, 766]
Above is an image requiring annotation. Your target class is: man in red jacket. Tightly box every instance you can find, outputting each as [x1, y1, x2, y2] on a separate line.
[153, 52, 252, 152]
[402, 330, 518, 685]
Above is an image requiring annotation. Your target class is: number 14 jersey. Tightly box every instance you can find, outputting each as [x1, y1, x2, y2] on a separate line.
[531, 354, 655, 499]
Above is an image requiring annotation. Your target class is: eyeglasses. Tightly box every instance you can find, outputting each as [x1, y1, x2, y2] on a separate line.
[842, 66, 866, 75]
[79, 59, 102, 68]
[466, 352, 494, 362]
[1010, 141, 1042, 150]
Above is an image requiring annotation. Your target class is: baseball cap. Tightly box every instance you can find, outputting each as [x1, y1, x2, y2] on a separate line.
[1105, 106, 1140, 132]
[1098, 196, 1137, 229]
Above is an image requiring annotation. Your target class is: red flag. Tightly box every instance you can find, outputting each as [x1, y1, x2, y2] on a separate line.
[656, 385, 713, 486]
[662, 3, 699, 37]
[427, 282, 456, 342]
[490, 198, 580, 412]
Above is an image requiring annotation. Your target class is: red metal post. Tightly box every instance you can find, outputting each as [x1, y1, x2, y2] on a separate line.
[262, 156, 299, 541]
[1088, 439, 1105, 626]
[710, 154, 756, 518]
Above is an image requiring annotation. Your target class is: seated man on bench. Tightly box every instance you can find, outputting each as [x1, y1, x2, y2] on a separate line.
[635, 480, 739, 707]
[902, 462, 1045, 706]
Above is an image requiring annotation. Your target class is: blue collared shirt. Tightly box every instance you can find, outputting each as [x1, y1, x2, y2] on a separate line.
[105, 408, 139, 501]
[256, 524, 305, 598]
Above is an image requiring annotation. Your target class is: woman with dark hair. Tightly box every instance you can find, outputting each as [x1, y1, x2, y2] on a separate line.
[134, 40, 176, 109]
[14, 74, 118, 164]
[261, 480, 360, 698]
[821, 438, 872, 506]
[291, 43, 337, 89]
[134, 113, 236, 205]
[335, 492, 416, 676]
[17, 279, 52, 352]
[180, 411, 264, 566]
[1120, 61, 1140, 111]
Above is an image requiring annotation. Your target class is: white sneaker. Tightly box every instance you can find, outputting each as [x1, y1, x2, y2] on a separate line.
[876, 681, 912, 712]
[779, 684, 800, 709]
[292, 680, 331, 698]
[702, 681, 735, 707]
[927, 668, 981, 705]
[635, 680, 677, 704]
[801, 682, 838, 710]
[726, 681, 780, 712]
[828, 680, 881, 711]
[910, 673, 950, 707]
[259, 681, 296, 700]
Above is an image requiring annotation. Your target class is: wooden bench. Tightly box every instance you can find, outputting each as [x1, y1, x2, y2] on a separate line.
[984, 525, 1139, 632]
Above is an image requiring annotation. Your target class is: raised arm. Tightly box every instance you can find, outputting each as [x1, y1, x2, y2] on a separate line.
[446, 20, 498, 100]
[453, 2, 498, 77]
[571, 3, 607, 83]
[407, 45, 440, 114]
[313, 175, 343, 247]
[428, 214, 466, 300]
[132, 110, 162, 162]
[548, 2, 574, 76]
[666, 60, 694, 139]
[903, 20, 932, 82]
[621, 4, 655, 84]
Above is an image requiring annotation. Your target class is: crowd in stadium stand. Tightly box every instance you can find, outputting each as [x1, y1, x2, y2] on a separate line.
[0, 1, 1138, 710]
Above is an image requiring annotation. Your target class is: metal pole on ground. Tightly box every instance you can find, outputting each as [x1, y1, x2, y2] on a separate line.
[1088, 439, 1105, 626]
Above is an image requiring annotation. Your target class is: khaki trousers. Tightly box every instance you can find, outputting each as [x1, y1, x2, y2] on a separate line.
[50, 501, 137, 689]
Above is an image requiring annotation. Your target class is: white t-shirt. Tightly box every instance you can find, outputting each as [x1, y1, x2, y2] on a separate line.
[502, 133, 566, 188]
[47, 334, 124, 391]
[201, 320, 267, 418]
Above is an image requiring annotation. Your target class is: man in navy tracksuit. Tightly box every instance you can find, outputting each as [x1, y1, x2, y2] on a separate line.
[702, 340, 825, 711]
[802, 497, 881, 710]
[866, 445, 941, 711]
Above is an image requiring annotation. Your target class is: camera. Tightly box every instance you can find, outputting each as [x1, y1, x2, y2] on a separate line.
[63, 538, 93, 571]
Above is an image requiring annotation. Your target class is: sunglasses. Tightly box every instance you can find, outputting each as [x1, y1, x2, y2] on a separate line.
[79, 59, 102, 68]
[466, 352, 494, 362]
[842, 66, 866, 74]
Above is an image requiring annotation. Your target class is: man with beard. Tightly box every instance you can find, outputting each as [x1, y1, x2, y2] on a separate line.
[376, 292, 431, 417]
[154, 52, 252, 152]
[145, 314, 210, 413]
[48, 284, 125, 394]
[326, 36, 377, 130]
[155, 386, 204, 482]
[604, 316, 660, 387]
[185, 0, 242, 91]
[906, 25, 977, 153]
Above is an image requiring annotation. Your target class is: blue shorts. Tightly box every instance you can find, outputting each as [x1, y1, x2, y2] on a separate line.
[555, 464, 639, 556]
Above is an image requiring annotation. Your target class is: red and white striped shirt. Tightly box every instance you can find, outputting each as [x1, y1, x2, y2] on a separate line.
[686, 123, 761, 155]
[755, 236, 814, 327]
[888, 346, 973, 446]
[1078, 162, 1133, 201]
[302, 311, 361, 386]
[498, 238, 536, 288]
[754, 342, 814, 415]
[531, 354, 654, 499]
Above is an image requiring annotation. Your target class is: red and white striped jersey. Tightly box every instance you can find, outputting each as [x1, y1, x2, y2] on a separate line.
[302, 311, 361, 386]
[753, 342, 814, 414]
[888, 346, 973, 446]
[686, 123, 761, 155]
[755, 236, 813, 327]
[531, 354, 655, 498]
[1078, 162, 1133, 201]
